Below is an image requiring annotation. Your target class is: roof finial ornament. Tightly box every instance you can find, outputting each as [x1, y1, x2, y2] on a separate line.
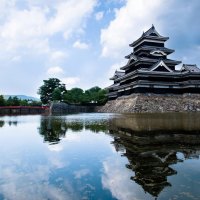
[142, 31, 145, 36]
[152, 24, 155, 29]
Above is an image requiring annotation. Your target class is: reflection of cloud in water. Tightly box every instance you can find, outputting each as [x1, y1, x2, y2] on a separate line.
[63, 134, 81, 142]
[48, 144, 63, 152]
[102, 157, 151, 200]
[47, 134, 82, 152]
[0, 165, 79, 200]
[74, 169, 90, 179]
[49, 157, 67, 169]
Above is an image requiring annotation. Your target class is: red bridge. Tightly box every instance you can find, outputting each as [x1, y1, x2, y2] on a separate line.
[0, 106, 49, 115]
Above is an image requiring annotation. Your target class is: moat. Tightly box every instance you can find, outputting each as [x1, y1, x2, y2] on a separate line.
[0, 113, 200, 200]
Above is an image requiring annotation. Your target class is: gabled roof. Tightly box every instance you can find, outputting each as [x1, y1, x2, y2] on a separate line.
[110, 70, 125, 80]
[125, 53, 133, 59]
[139, 60, 173, 72]
[121, 55, 138, 70]
[106, 83, 120, 89]
[125, 53, 138, 60]
[129, 25, 169, 47]
[127, 55, 138, 65]
[143, 24, 162, 37]
[181, 64, 200, 72]
[149, 60, 173, 72]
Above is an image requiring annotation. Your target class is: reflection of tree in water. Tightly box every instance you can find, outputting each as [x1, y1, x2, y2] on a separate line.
[0, 120, 5, 127]
[69, 120, 108, 133]
[8, 121, 18, 126]
[0, 120, 18, 127]
[109, 123, 200, 198]
[38, 117, 67, 144]
[38, 117, 108, 144]
[85, 120, 108, 133]
[65, 121, 84, 132]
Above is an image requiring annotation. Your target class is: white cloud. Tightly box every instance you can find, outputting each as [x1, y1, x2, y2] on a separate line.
[95, 11, 104, 21]
[0, 7, 49, 53]
[48, 0, 96, 40]
[0, 0, 96, 55]
[73, 40, 89, 49]
[106, 0, 126, 4]
[100, 0, 166, 58]
[0, 0, 15, 20]
[50, 50, 67, 62]
[10, 55, 21, 62]
[47, 66, 64, 76]
[62, 77, 80, 87]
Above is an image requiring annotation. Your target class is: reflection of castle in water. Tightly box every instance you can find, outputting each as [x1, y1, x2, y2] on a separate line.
[37, 113, 200, 197]
[109, 113, 200, 198]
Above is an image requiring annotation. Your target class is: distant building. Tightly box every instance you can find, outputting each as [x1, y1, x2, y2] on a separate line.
[108, 25, 200, 100]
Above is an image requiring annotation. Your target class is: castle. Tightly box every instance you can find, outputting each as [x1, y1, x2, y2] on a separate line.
[108, 25, 200, 100]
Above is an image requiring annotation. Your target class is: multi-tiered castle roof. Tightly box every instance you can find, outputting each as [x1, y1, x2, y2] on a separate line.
[108, 25, 200, 100]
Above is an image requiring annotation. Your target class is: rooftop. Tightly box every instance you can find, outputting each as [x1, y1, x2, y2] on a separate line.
[181, 64, 200, 72]
[110, 70, 125, 80]
[129, 25, 169, 47]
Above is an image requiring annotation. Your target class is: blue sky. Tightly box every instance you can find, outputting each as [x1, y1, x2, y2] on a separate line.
[0, 0, 199, 97]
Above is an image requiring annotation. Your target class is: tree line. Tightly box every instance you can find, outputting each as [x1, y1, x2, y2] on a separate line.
[0, 78, 108, 107]
[38, 78, 108, 105]
[0, 95, 42, 106]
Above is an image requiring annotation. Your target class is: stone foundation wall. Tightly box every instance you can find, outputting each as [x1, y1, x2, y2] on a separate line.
[98, 94, 200, 113]
[51, 102, 96, 114]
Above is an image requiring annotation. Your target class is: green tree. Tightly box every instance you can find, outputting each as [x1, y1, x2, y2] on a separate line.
[81, 90, 91, 104]
[52, 88, 62, 101]
[63, 88, 84, 104]
[0, 95, 6, 106]
[29, 100, 42, 106]
[86, 86, 101, 103]
[38, 78, 66, 104]
[6, 97, 13, 106]
[12, 96, 20, 106]
[97, 89, 108, 104]
[6, 96, 20, 106]
[19, 99, 29, 106]
[84, 86, 107, 104]
[63, 86, 108, 105]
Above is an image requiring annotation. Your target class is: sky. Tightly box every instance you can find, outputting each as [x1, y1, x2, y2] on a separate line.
[0, 0, 200, 97]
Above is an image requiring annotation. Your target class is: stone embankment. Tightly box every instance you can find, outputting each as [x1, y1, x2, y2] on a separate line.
[98, 94, 200, 113]
[51, 102, 96, 114]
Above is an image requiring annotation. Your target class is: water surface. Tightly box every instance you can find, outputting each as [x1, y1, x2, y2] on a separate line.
[0, 113, 200, 200]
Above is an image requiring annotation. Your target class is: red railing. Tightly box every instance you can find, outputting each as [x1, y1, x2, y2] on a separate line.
[0, 106, 49, 109]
